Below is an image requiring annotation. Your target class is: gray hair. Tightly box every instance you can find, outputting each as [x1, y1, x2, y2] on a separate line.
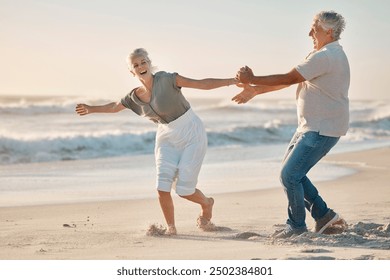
[127, 48, 155, 69]
[314, 11, 346, 40]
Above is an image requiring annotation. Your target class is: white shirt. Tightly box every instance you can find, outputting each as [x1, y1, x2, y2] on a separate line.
[295, 41, 350, 137]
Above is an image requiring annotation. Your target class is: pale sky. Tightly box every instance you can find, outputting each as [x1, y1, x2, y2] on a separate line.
[1, 0, 389, 100]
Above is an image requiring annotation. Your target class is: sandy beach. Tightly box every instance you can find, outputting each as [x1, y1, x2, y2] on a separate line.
[0, 145, 389, 261]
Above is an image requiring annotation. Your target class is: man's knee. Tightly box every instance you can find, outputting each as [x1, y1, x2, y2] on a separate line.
[280, 166, 299, 187]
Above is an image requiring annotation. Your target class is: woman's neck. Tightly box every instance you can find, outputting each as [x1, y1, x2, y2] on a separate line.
[140, 75, 154, 92]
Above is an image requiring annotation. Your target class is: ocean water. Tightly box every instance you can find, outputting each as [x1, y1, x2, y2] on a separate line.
[1, 95, 389, 165]
[0, 95, 389, 206]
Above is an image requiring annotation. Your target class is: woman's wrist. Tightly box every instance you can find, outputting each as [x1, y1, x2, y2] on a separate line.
[227, 78, 236, 86]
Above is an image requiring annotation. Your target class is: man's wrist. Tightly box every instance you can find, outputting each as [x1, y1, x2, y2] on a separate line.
[248, 75, 254, 84]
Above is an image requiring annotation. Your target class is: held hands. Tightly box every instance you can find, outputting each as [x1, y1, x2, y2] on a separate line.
[232, 65, 256, 104]
[75, 104, 91, 116]
[235, 66, 254, 84]
[231, 83, 258, 104]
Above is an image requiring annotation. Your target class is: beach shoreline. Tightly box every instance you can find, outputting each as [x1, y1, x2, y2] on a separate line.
[0, 146, 389, 260]
[0, 143, 358, 208]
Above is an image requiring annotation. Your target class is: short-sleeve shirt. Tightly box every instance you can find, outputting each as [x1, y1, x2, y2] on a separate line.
[295, 41, 350, 137]
[121, 71, 190, 124]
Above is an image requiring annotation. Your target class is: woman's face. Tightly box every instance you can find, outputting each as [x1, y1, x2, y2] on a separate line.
[130, 56, 152, 79]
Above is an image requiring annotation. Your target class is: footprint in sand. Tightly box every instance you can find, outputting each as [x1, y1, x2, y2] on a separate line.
[234, 232, 262, 240]
[286, 256, 336, 260]
[146, 223, 233, 236]
[300, 248, 332, 253]
[353, 254, 376, 260]
[62, 223, 76, 228]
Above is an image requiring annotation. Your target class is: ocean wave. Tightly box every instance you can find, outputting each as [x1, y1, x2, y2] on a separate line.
[207, 124, 296, 146]
[0, 124, 296, 165]
[346, 116, 390, 141]
[1, 116, 389, 165]
[0, 96, 110, 115]
[0, 131, 156, 165]
[1, 96, 389, 165]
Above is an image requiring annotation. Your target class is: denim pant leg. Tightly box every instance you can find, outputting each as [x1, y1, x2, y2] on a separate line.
[280, 131, 340, 229]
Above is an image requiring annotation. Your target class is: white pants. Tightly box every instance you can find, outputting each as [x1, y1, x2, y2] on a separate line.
[155, 108, 207, 196]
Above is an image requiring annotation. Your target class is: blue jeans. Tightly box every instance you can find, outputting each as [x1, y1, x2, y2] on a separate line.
[280, 131, 340, 230]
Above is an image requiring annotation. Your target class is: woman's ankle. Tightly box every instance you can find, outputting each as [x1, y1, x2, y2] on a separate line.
[167, 224, 177, 235]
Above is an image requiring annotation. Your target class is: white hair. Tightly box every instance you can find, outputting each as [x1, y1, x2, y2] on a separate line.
[315, 11, 346, 40]
[127, 48, 157, 73]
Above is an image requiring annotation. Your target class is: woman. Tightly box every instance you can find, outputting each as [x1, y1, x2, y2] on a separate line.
[76, 48, 236, 235]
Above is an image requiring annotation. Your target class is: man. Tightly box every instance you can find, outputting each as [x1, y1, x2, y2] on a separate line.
[234, 11, 350, 238]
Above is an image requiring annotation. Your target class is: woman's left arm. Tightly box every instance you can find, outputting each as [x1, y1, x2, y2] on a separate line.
[176, 75, 237, 90]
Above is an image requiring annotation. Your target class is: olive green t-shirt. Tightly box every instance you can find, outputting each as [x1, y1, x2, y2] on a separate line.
[121, 71, 190, 124]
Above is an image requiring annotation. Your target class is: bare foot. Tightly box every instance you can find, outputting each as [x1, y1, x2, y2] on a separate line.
[167, 224, 177, 235]
[200, 197, 214, 221]
[197, 216, 216, 231]
[197, 197, 216, 231]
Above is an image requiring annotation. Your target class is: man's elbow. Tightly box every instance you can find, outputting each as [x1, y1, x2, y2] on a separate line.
[285, 69, 305, 85]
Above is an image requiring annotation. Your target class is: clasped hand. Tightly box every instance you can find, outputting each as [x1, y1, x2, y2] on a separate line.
[232, 66, 257, 104]
[236, 66, 254, 84]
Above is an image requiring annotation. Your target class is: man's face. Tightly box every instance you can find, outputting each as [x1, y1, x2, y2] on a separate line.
[309, 20, 330, 50]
